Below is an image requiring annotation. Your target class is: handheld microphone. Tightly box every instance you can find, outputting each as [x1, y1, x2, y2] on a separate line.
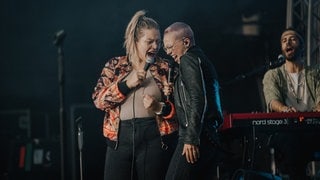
[269, 54, 285, 69]
[167, 60, 174, 85]
[144, 56, 155, 71]
[166, 60, 175, 100]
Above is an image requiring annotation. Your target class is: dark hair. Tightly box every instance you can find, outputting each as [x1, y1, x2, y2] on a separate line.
[281, 27, 304, 46]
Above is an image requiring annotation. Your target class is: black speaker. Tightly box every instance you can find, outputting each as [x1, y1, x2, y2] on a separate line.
[0, 109, 32, 179]
[4, 138, 60, 180]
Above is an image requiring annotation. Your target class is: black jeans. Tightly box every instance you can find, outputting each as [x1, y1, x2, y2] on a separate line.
[165, 133, 222, 180]
[104, 118, 176, 180]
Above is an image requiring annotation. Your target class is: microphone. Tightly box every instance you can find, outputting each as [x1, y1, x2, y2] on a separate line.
[166, 60, 175, 100]
[144, 56, 155, 71]
[168, 60, 174, 85]
[269, 54, 285, 69]
[53, 29, 66, 46]
[75, 116, 83, 151]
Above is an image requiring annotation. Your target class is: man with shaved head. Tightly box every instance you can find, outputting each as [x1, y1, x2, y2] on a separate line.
[163, 22, 224, 180]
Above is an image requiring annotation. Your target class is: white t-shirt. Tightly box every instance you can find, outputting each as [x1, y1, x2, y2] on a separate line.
[285, 70, 313, 111]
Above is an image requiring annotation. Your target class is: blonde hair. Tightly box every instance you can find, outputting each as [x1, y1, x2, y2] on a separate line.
[124, 10, 159, 62]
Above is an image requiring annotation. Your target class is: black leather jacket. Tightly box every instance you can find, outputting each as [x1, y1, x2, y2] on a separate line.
[174, 46, 223, 146]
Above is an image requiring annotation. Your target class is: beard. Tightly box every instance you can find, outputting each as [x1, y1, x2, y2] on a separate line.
[285, 54, 297, 62]
[283, 48, 303, 62]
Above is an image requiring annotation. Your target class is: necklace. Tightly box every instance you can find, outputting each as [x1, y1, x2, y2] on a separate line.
[285, 70, 305, 103]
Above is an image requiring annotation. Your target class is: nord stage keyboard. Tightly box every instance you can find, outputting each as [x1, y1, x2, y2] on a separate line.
[221, 112, 320, 131]
[220, 112, 320, 171]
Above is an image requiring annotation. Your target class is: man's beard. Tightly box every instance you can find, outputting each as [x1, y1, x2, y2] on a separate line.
[284, 49, 303, 62]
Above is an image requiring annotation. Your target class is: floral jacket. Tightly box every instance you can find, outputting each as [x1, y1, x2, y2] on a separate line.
[92, 56, 178, 148]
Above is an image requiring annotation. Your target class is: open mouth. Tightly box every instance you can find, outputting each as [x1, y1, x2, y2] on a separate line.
[147, 52, 156, 58]
[171, 55, 179, 61]
[286, 47, 294, 54]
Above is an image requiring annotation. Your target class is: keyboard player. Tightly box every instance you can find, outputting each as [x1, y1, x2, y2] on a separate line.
[262, 27, 320, 179]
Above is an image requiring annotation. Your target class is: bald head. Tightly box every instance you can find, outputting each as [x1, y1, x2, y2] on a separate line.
[164, 22, 195, 45]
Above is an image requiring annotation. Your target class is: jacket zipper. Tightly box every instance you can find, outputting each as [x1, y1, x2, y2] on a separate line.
[114, 141, 119, 150]
[180, 81, 189, 127]
[197, 57, 207, 124]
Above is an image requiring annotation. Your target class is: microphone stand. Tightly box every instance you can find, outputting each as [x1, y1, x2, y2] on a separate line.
[75, 116, 84, 180]
[270, 147, 276, 176]
[224, 65, 267, 86]
[223, 58, 284, 86]
[53, 29, 66, 180]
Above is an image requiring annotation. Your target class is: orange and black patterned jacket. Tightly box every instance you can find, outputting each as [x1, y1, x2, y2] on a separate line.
[92, 56, 178, 148]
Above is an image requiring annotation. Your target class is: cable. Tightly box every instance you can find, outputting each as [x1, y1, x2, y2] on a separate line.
[130, 90, 136, 180]
[250, 126, 256, 169]
[231, 168, 246, 180]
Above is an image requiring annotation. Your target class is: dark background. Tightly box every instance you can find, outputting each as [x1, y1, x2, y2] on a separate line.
[0, 0, 287, 179]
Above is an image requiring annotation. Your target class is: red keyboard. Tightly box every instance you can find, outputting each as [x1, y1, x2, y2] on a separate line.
[221, 112, 320, 131]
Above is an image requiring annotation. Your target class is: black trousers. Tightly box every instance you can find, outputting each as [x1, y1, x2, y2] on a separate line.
[104, 118, 176, 180]
[165, 133, 223, 180]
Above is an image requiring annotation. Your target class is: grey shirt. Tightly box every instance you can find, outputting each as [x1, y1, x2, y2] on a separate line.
[262, 64, 320, 112]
